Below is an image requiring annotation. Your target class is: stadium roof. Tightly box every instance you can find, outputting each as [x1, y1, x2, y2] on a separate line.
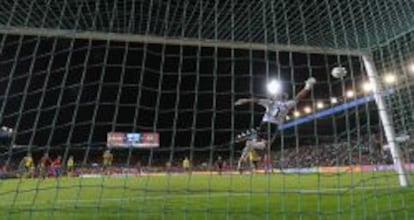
[0, 0, 413, 52]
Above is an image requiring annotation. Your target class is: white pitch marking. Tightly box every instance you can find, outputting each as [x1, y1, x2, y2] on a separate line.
[2, 185, 403, 207]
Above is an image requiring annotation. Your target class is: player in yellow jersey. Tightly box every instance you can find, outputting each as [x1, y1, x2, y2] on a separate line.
[248, 150, 260, 170]
[102, 150, 113, 175]
[23, 153, 33, 178]
[66, 155, 74, 176]
[182, 157, 191, 174]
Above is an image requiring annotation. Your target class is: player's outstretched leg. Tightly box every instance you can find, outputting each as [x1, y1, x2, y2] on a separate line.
[237, 158, 243, 174]
[237, 147, 249, 174]
[237, 154, 244, 174]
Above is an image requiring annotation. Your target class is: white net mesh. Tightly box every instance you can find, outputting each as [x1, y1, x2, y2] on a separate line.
[0, 1, 413, 219]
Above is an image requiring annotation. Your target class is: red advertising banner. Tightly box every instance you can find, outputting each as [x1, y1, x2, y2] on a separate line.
[140, 133, 159, 148]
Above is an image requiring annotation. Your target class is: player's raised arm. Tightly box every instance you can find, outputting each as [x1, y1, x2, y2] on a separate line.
[234, 98, 256, 106]
[235, 98, 270, 107]
[294, 77, 316, 102]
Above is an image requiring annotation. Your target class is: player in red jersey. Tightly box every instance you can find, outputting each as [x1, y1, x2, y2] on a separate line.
[39, 153, 51, 180]
[51, 156, 62, 178]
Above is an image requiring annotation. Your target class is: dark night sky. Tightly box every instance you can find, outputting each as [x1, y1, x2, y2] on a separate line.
[0, 35, 379, 156]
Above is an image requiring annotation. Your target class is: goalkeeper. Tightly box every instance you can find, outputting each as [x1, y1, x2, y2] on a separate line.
[235, 77, 316, 141]
[235, 77, 316, 145]
[234, 77, 316, 172]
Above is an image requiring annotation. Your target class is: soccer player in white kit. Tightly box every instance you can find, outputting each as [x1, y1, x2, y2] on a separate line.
[234, 77, 316, 172]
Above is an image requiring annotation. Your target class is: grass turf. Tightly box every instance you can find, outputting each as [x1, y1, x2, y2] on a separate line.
[0, 171, 413, 220]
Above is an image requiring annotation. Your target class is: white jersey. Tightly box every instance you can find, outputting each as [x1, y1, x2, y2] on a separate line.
[246, 139, 266, 150]
[258, 99, 296, 125]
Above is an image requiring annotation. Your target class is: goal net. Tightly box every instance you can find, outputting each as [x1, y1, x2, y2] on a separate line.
[0, 0, 413, 219]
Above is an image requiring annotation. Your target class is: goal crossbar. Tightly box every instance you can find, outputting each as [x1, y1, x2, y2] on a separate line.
[0, 26, 368, 56]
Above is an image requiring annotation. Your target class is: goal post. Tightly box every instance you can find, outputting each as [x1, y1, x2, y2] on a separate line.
[362, 55, 410, 187]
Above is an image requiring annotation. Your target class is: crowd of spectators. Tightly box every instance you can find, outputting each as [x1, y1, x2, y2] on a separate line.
[273, 133, 414, 169]
[2, 132, 414, 178]
[273, 142, 391, 168]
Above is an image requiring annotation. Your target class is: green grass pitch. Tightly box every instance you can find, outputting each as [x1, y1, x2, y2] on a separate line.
[0, 172, 413, 220]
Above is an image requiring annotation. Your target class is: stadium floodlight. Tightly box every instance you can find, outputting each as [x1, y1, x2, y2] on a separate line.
[316, 101, 324, 109]
[362, 81, 374, 93]
[1, 126, 12, 134]
[304, 106, 312, 114]
[383, 73, 397, 84]
[330, 97, 338, 104]
[346, 90, 355, 98]
[267, 79, 282, 95]
[293, 111, 301, 118]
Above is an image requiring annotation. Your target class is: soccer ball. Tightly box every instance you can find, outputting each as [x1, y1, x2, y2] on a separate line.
[331, 67, 347, 78]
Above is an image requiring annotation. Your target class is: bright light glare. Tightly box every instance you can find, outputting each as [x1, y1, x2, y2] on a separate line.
[383, 73, 397, 84]
[316, 101, 324, 109]
[267, 80, 282, 95]
[286, 116, 291, 120]
[330, 97, 338, 104]
[293, 111, 301, 118]
[408, 64, 414, 73]
[304, 106, 312, 114]
[362, 81, 373, 92]
[346, 90, 355, 98]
